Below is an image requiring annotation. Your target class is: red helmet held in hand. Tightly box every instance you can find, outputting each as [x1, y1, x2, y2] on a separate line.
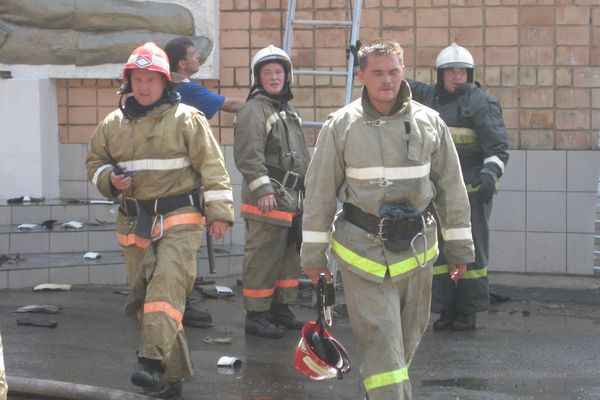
[294, 320, 351, 380]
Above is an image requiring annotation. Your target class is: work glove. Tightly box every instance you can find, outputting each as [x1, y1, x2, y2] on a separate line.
[472, 170, 497, 203]
[346, 40, 362, 68]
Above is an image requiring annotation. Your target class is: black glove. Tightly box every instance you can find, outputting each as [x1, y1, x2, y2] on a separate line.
[346, 40, 362, 68]
[472, 171, 496, 203]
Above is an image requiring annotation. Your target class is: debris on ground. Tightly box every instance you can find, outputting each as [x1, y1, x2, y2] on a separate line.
[60, 221, 85, 230]
[203, 336, 233, 345]
[17, 223, 39, 231]
[33, 283, 72, 292]
[199, 285, 235, 299]
[83, 252, 101, 260]
[41, 219, 58, 229]
[13, 305, 62, 314]
[16, 318, 58, 328]
[194, 276, 215, 286]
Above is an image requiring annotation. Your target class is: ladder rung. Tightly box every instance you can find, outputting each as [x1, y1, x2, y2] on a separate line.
[293, 19, 353, 27]
[303, 121, 324, 128]
[295, 69, 348, 77]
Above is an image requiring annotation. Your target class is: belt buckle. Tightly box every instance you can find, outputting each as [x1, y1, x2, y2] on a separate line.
[282, 171, 300, 190]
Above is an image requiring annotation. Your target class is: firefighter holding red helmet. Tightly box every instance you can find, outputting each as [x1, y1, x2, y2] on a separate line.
[86, 42, 234, 398]
[301, 39, 474, 400]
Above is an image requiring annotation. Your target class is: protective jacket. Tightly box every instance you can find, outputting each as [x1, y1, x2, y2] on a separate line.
[234, 93, 310, 227]
[87, 102, 234, 227]
[301, 83, 474, 283]
[408, 81, 508, 185]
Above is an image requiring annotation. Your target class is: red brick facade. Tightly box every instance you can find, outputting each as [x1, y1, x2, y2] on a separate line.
[60, 1, 600, 150]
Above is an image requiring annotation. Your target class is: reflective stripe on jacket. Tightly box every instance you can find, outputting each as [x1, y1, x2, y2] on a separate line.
[301, 83, 474, 281]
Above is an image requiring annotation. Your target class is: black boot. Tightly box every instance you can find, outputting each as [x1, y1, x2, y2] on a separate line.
[182, 299, 213, 328]
[245, 311, 285, 338]
[143, 379, 183, 399]
[452, 312, 477, 330]
[131, 357, 163, 389]
[433, 307, 456, 331]
[267, 304, 305, 330]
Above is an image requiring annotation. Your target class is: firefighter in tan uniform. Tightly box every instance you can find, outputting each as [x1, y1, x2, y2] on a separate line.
[86, 42, 234, 398]
[301, 39, 475, 400]
[234, 45, 311, 339]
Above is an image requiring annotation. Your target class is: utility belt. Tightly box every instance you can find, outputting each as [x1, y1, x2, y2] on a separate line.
[343, 203, 432, 262]
[120, 192, 201, 217]
[267, 165, 305, 191]
[131, 191, 203, 246]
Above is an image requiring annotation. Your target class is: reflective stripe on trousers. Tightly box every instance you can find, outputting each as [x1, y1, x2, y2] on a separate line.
[364, 367, 409, 391]
[242, 220, 301, 311]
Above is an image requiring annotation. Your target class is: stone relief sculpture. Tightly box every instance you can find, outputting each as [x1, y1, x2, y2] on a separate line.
[0, 0, 213, 66]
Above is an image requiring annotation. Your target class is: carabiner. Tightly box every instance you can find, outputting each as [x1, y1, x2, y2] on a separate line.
[151, 214, 164, 242]
[410, 215, 428, 268]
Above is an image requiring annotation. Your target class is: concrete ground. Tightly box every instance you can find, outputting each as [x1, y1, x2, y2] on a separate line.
[1, 276, 600, 400]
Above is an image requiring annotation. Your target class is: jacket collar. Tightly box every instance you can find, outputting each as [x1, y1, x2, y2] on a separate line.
[361, 80, 411, 120]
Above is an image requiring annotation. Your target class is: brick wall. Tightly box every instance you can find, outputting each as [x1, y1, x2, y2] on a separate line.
[60, 1, 599, 150]
[56, 1, 600, 275]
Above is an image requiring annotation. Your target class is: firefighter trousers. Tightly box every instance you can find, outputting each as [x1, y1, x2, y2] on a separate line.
[242, 219, 300, 311]
[341, 263, 433, 400]
[137, 224, 202, 385]
[432, 195, 492, 314]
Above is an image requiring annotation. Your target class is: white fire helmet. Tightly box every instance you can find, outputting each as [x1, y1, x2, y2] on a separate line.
[435, 43, 474, 70]
[250, 45, 294, 87]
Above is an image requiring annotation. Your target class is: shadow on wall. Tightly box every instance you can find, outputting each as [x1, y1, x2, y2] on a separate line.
[0, 0, 213, 66]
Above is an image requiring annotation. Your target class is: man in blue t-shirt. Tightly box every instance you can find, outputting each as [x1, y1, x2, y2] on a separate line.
[165, 37, 245, 328]
[165, 37, 244, 119]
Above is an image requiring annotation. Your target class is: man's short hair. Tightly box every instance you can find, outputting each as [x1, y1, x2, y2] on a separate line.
[357, 39, 404, 70]
[164, 37, 195, 72]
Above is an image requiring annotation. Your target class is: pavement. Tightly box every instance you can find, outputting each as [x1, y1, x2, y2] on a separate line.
[1, 276, 600, 400]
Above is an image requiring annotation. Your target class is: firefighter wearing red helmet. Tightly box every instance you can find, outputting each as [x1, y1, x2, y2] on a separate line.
[407, 43, 509, 331]
[301, 39, 474, 400]
[86, 42, 234, 398]
[233, 45, 311, 338]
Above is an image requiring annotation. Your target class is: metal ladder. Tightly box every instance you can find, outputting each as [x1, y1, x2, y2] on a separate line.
[283, 0, 362, 127]
[284, 2, 362, 289]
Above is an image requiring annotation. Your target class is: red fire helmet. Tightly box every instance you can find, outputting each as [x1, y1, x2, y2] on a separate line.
[294, 320, 351, 380]
[122, 42, 171, 81]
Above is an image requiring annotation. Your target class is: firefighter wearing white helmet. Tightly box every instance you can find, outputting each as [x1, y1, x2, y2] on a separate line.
[407, 43, 509, 331]
[86, 42, 234, 398]
[234, 45, 311, 338]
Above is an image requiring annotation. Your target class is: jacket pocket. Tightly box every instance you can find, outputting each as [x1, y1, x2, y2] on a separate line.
[407, 122, 437, 163]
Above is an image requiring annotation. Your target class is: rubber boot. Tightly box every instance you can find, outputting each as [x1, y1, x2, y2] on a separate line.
[452, 312, 477, 330]
[433, 306, 457, 331]
[245, 311, 284, 338]
[182, 299, 213, 328]
[143, 379, 183, 399]
[131, 357, 163, 389]
[267, 303, 305, 330]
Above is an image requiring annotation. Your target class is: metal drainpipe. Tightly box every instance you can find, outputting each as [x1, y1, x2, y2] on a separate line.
[6, 376, 151, 400]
